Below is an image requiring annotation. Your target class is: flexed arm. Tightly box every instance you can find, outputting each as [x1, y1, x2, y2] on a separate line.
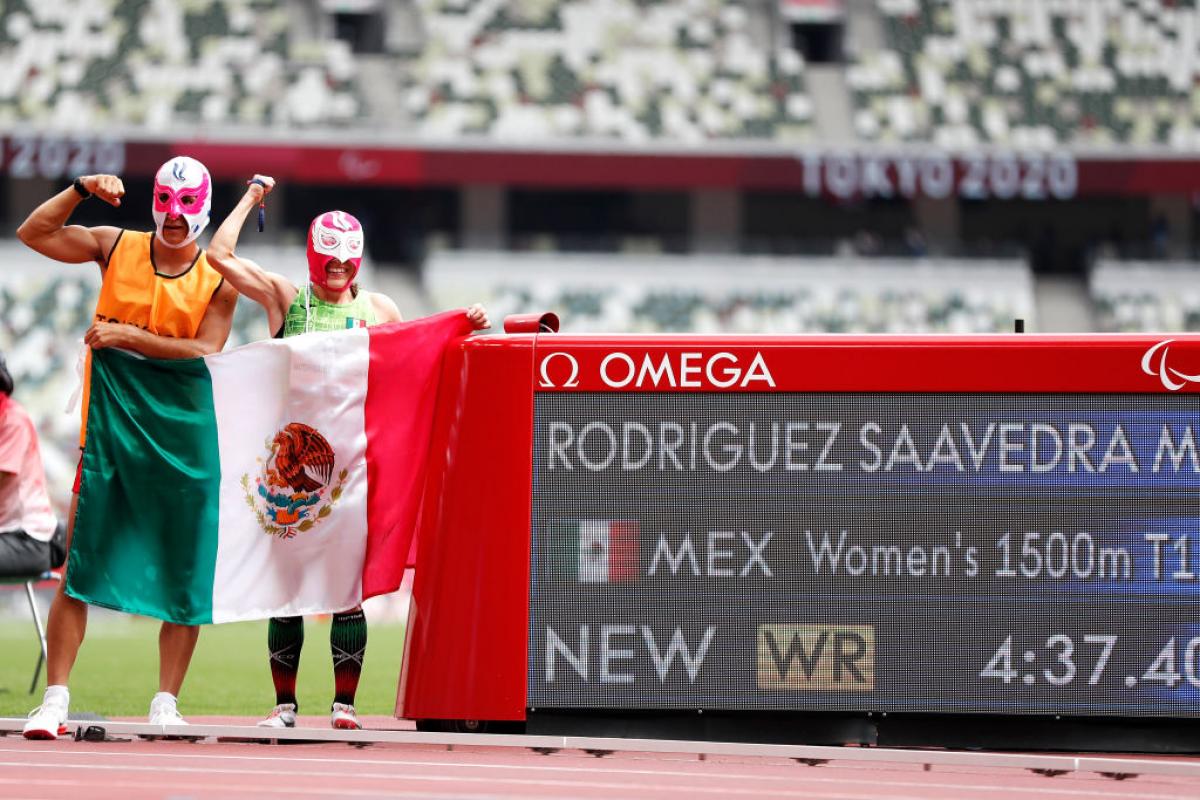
[207, 175, 296, 334]
[16, 175, 124, 266]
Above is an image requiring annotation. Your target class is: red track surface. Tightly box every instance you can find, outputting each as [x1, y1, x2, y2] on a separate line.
[0, 719, 1195, 800]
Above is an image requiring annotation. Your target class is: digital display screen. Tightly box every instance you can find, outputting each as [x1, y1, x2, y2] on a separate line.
[527, 393, 1200, 716]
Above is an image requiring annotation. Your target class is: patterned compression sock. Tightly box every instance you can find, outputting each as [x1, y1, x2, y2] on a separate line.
[267, 616, 304, 708]
[330, 609, 367, 706]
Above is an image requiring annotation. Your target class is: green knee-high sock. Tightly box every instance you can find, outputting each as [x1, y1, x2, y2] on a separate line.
[330, 609, 367, 706]
[267, 616, 304, 708]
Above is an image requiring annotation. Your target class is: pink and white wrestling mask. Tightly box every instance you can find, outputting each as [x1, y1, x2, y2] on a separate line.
[307, 210, 364, 289]
[152, 156, 211, 248]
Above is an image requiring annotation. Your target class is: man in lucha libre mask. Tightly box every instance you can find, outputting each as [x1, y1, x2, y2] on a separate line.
[17, 156, 238, 738]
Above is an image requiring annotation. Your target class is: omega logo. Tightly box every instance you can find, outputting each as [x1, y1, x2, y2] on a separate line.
[538, 352, 580, 388]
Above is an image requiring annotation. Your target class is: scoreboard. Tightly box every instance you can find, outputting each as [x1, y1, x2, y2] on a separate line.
[400, 333, 1200, 726]
[530, 391, 1200, 716]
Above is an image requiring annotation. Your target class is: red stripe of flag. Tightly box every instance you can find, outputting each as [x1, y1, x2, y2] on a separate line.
[363, 311, 471, 599]
[608, 520, 640, 582]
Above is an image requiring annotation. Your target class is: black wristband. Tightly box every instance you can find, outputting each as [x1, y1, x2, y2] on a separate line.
[249, 178, 267, 189]
[72, 177, 92, 199]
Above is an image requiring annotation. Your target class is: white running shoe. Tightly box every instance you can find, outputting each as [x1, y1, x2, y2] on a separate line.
[148, 693, 188, 727]
[331, 702, 361, 730]
[23, 692, 69, 740]
[257, 703, 297, 728]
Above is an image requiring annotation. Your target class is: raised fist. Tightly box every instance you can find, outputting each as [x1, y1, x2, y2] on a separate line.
[246, 174, 276, 202]
[82, 174, 125, 207]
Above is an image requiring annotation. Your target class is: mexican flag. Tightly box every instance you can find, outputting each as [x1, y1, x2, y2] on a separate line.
[548, 520, 639, 583]
[67, 311, 470, 625]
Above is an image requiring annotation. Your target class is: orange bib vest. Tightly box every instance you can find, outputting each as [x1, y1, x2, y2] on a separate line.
[79, 230, 224, 445]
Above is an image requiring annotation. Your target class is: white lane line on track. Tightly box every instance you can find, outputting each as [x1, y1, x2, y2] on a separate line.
[0, 748, 835, 786]
[0, 746, 1184, 789]
[0, 758, 1186, 799]
[0, 774, 1155, 800]
[0, 777, 874, 800]
[0, 776, 534, 800]
[0, 746, 851, 785]
[0, 761, 798, 797]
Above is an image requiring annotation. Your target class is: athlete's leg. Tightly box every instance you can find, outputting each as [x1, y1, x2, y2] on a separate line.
[158, 622, 200, 695]
[330, 606, 366, 729]
[45, 492, 85, 686]
[331, 606, 367, 706]
[268, 616, 304, 707]
[148, 621, 199, 724]
[27, 492, 82, 738]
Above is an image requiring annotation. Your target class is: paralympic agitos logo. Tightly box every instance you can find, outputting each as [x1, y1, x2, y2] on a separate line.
[538, 351, 775, 389]
[1142, 339, 1200, 391]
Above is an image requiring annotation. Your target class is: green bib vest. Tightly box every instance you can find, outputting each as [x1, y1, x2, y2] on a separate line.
[280, 285, 377, 338]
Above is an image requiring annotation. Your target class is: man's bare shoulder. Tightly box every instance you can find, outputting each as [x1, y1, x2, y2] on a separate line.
[214, 279, 239, 302]
[91, 226, 125, 264]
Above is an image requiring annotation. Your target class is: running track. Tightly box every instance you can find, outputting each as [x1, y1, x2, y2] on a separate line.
[0, 718, 1196, 800]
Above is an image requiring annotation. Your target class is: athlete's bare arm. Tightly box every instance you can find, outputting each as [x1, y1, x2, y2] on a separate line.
[207, 175, 296, 335]
[369, 293, 404, 324]
[84, 281, 239, 359]
[16, 175, 124, 267]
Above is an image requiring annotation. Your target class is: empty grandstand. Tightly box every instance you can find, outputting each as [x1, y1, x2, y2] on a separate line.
[8, 0, 1200, 149]
[1, 0, 363, 130]
[427, 250, 1033, 333]
[852, 0, 1200, 148]
[405, 0, 813, 141]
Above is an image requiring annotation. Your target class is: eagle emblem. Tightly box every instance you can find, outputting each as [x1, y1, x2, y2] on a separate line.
[240, 423, 348, 539]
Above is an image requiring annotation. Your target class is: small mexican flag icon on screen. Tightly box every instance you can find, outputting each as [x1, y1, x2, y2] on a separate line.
[549, 520, 639, 583]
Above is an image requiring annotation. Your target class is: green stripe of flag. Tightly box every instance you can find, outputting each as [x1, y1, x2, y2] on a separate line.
[67, 348, 222, 625]
[547, 519, 579, 581]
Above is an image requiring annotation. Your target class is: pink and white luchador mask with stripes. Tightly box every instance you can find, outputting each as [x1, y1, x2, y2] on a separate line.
[307, 210, 364, 289]
[151, 156, 212, 248]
